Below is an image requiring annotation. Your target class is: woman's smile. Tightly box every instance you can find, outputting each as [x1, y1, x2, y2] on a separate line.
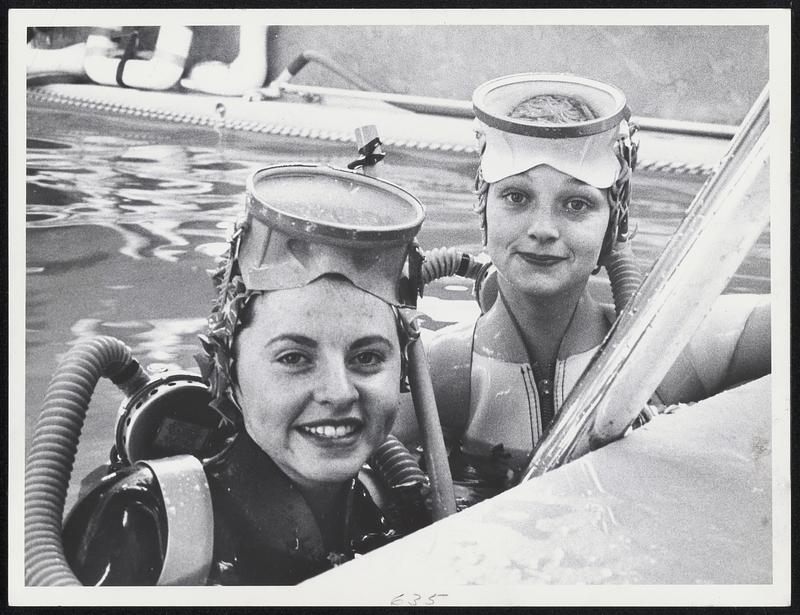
[297, 417, 364, 444]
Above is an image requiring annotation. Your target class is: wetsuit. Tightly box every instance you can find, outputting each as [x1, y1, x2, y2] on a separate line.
[63, 431, 418, 585]
[425, 292, 770, 498]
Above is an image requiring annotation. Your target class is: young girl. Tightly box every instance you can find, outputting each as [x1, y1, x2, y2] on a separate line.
[397, 73, 770, 502]
[60, 164, 429, 585]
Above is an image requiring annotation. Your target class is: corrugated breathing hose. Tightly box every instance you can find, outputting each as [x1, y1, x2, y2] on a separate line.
[24, 336, 151, 586]
[421, 244, 643, 317]
[420, 246, 489, 287]
[603, 241, 644, 318]
[369, 434, 426, 487]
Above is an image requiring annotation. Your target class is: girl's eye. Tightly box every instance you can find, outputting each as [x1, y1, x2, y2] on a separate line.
[564, 198, 592, 213]
[277, 352, 310, 367]
[350, 350, 385, 368]
[503, 191, 528, 206]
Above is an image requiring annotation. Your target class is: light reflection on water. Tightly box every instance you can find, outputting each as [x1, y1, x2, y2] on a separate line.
[25, 105, 771, 509]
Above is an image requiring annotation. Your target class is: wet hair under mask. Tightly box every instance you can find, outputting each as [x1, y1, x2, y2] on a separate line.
[231, 273, 401, 360]
[508, 94, 598, 124]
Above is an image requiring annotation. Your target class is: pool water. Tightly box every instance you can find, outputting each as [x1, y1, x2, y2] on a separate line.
[25, 103, 771, 511]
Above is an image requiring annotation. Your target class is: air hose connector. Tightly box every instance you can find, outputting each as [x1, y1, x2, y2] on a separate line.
[421, 247, 488, 285]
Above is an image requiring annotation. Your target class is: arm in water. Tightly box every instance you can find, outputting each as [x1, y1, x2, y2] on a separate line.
[657, 293, 770, 404]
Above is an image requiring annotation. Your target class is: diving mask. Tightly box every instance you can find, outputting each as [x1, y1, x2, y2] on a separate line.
[237, 164, 426, 306]
[473, 73, 631, 188]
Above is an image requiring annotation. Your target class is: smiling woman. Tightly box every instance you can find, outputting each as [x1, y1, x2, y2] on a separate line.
[57, 164, 432, 585]
[234, 277, 402, 492]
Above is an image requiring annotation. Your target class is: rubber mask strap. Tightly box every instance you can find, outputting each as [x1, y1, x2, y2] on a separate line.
[404, 241, 425, 306]
[392, 305, 416, 392]
[473, 130, 490, 247]
[614, 120, 639, 245]
[222, 222, 245, 288]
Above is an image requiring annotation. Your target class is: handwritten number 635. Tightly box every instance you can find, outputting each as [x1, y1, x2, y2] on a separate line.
[391, 593, 448, 606]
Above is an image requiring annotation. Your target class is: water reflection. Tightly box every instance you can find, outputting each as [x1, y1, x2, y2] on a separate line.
[26, 123, 247, 263]
[69, 317, 207, 370]
[26, 107, 773, 331]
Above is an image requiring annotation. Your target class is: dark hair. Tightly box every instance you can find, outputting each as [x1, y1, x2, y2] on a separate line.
[509, 94, 598, 124]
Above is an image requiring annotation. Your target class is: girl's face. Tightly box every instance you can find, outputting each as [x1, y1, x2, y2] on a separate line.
[486, 164, 610, 298]
[234, 277, 401, 490]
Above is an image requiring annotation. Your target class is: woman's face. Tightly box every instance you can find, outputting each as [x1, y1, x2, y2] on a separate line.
[486, 164, 610, 298]
[234, 277, 401, 490]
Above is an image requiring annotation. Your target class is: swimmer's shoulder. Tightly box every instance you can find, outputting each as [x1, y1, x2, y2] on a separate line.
[427, 318, 476, 352]
[427, 318, 477, 378]
[426, 319, 477, 438]
[656, 293, 770, 402]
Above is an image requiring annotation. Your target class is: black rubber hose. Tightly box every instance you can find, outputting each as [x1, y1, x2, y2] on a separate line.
[421, 247, 488, 286]
[369, 434, 426, 488]
[603, 242, 656, 421]
[603, 241, 645, 317]
[24, 336, 150, 586]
